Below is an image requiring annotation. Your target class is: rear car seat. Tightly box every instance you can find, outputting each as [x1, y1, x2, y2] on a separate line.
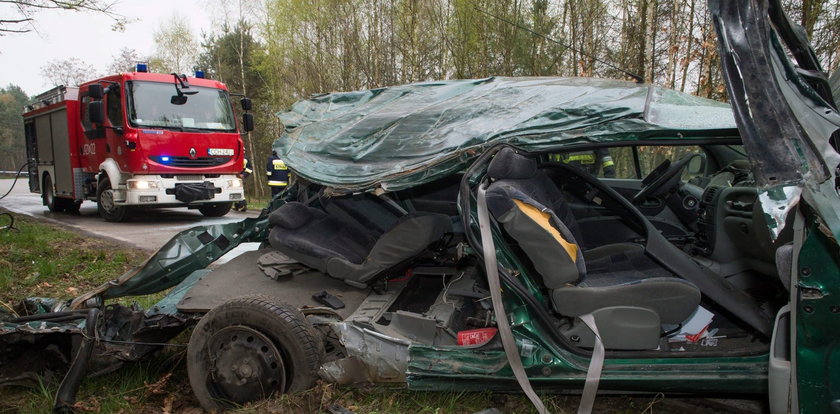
[268, 202, 452, 287]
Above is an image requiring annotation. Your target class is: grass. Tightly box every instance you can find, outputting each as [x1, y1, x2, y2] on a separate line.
[237, 194, 272, 212]
[0, 211, 182, 413]
[0, 213, 148, 310]
[0, 211, 742, 413]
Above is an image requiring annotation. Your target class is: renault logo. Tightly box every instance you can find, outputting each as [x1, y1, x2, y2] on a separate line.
[189, 148, 196, 158]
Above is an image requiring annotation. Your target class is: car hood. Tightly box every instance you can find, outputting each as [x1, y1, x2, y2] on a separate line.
[273, 76, 738, 192]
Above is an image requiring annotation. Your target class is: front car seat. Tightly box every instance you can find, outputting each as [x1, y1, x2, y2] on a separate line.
[485, 148, 701, 349]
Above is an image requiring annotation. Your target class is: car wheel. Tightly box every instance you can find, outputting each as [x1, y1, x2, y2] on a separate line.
[198, 202, 233, 217]
[97, 179, 130, 222]
[187, 295, 324, 411]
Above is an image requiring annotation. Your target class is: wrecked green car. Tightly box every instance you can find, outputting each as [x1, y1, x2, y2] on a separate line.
[2, 0, 839, 412]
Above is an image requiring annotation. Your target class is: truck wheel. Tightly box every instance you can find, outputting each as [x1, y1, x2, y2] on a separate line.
[43, 175, 81, 213]
[187, 295, 324, 411]
[198, 202, 233, 217]
[97, 180, 130, 222]
[42, 174, 60, 212]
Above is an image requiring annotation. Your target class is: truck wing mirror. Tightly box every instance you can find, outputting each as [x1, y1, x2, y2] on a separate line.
[88, 84, 104, 100]
[240, 97, 252, 111]
[242, 113, 254, 132]
[88, 101, 104, 124]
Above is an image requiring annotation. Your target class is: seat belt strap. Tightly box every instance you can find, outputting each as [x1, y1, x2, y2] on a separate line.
[577, 313, 604, 414]
[476, 183, 549, 414]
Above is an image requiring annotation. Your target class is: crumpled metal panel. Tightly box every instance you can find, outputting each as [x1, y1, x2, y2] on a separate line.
[275, 77, 739, 192]
[68, 216, 268, 307]
[758, 185, 803, 241]
[319, 322, 410, 384]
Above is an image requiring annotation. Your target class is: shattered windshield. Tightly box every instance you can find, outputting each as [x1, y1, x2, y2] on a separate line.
[126, 81, 236, 132]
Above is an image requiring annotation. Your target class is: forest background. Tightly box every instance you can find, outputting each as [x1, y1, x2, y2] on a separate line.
[1, 0, 839, 197]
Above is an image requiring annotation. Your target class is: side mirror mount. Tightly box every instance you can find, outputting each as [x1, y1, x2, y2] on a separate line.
[687, 153, 707, 175]
[170, 95, 188, 105]
[88, 84, 104, 100]
[88, 101, 104, 124]
[240, 97, 252, 111]
[242, 113, 254, 132]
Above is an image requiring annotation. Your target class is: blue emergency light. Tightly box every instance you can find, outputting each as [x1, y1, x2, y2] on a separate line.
[194, 69, 205, 79]
[135, 63, 148, 72]
[160, 156, 170, 162]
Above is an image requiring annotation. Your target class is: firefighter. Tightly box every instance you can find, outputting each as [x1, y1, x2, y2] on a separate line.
[266, 151, 289, 197]
[549, 148, 616, 178]
[234, 157, 253, 211]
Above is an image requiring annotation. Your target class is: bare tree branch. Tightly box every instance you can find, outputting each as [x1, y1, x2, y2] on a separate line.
[0, 0, 127, 34]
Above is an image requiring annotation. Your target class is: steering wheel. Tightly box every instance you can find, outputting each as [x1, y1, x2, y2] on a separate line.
[632, 154, 695, 204]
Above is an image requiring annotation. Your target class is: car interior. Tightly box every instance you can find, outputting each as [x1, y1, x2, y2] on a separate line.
[253, 141, 791, 358]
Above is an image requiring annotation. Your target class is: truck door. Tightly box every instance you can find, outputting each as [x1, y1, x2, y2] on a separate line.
[78, 85, 106, 180]
[24, 121, 39, 192]
[103, 85, 126, 171]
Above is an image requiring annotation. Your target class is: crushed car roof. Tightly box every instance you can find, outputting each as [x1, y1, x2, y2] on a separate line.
[274, 76, 739, 191]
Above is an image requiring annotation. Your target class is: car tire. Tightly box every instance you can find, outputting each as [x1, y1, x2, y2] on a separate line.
[198, 202, 233, 217]
[187, 295, 324, 411]
[97, 179, 130, 222]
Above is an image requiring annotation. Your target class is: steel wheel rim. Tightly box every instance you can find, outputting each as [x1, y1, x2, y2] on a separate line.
[205, 325, 287, 405]
[100, 189, 116, 212]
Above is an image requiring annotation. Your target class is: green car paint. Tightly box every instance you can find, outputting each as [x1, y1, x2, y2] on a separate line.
[795, 198, 840, 410]
[274, 77, 739, 192]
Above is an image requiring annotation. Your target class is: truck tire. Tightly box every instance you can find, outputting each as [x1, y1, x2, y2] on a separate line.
[42, 174, 60, 212]
[97, 179, 130, 222]
[187, 295, 324, 411]
[42, 174, 77, 213]
[198, 202, 233, 217]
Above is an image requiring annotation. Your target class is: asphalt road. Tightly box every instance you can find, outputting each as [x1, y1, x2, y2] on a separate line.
[0, 178, 261, 251]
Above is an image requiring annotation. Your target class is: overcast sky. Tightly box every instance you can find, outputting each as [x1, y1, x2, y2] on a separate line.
[0, 1, 217, 96]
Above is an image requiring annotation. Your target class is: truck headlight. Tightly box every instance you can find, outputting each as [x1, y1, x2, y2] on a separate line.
[128, 180, 160, 190]
[228, 179, 243, 188]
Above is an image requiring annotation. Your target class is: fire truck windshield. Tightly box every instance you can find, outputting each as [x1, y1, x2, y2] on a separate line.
[126, 81, 236, 132]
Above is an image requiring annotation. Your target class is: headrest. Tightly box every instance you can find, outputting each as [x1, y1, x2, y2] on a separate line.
[269, 202, 314, 230]
[486, 148, 538, 180]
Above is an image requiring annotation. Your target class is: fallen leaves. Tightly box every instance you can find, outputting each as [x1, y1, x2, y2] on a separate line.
[144, 372, 173, 396]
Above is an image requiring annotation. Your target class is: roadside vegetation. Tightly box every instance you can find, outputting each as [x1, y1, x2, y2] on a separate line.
[0, 212, 146, 307]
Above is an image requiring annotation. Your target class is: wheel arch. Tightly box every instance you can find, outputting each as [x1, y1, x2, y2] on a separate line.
[98, 158, 123, 190]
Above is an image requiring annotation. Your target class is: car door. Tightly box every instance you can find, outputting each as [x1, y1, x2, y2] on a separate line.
[711, 1, 840, 412]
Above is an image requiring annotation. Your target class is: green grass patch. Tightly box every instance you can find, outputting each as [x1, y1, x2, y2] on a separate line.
[1, 347, 193, 414]
[235, 384, 668, 413]
[236, 194, 272, 212]
[0, 213, 147, 308]
[0, 211, 188, 413]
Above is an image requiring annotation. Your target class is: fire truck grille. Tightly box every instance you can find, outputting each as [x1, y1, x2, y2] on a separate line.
[150, 156, 230, 168]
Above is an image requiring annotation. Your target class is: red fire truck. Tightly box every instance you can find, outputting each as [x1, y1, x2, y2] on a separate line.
[22, 67, 252, 221]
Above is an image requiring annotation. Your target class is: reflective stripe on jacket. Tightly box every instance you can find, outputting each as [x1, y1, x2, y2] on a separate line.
[267, 155, 290, 185]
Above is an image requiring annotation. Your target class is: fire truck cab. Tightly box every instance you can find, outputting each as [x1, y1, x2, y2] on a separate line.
[23, 70, 251, 221]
